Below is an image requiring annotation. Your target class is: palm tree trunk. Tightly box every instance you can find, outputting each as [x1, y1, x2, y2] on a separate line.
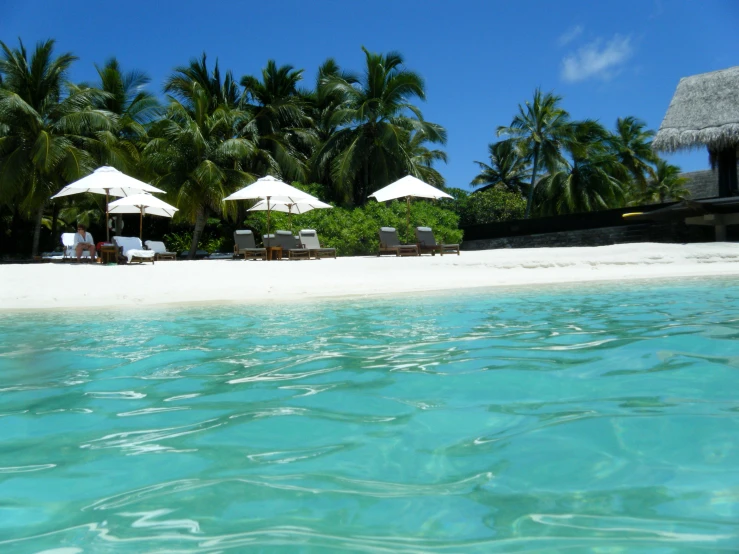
[31, 202, 45, 258]
[525, 145, 540, 219]
[9, 207, 20, 254]
[188, 206, 206, 259]
[359, 162, 369, 206]
[50, 203, 59, 251]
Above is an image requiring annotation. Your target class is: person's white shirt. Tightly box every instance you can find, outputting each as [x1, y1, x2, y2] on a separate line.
[73, 231, 94, 246]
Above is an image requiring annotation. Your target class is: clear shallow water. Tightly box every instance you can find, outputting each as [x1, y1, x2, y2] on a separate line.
[1, 279, 739, 552]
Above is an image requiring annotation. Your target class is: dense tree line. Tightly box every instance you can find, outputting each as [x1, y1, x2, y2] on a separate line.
[472, 89, 689, 218]
[0, 40, 446, 256]
[0, 39, 689, 258]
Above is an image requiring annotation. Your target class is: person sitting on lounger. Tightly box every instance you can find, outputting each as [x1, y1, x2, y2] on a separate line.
[74, 224, 96, 262]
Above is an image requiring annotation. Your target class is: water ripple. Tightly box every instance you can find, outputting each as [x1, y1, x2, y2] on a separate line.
[1, 278, 739, 551]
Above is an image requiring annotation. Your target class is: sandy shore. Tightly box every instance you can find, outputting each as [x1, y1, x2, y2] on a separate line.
[2, 242, 739, 311]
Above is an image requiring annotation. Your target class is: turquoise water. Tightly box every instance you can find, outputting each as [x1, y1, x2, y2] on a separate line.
[1, 279, 739, 552]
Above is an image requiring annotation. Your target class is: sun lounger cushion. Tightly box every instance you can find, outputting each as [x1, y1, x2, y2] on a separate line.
[114, 236, 156, 263]
[144, 241, 172, 254]
[145, 240, 177, 261]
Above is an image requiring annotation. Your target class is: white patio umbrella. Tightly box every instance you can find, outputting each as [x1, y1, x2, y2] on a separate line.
[248, 198, 332, 231]
[51, 166, 166, 241]
[369, 175, 453, 229]
[224, 175, 321, 235]
[108, 193, 178, 240]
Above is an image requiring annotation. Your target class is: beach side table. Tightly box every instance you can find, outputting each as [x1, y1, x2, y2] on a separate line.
[100, 244, 119, 264]
[266, 246, 283, 261]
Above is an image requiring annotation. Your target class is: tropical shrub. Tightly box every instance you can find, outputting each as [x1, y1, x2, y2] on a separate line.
[163, 218, 229, 253]
[451, 188, 526, 227]
[244, 199, 462, 256]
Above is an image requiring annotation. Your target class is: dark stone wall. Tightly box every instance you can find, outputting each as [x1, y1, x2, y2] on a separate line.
[462, 222, 715, 250]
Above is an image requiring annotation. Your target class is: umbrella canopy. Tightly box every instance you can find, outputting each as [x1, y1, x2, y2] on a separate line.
[108, 193, 178, 240]
[369, 175, 453, 229]
[368, 175, 453, 202]
[224, 175, 316, 203]
[224, 175, 322, 235]
[248, 198, 332, 215]
[51, 166, 165, 198]
[51, 166, 166, 241]
[248, 198, 333, 232]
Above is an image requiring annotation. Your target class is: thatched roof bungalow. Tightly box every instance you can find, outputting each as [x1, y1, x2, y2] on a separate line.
[653, 66, 739, 197]
[653, 66, 739, 153]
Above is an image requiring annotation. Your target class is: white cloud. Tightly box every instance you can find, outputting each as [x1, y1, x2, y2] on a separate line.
[558, 25, 583, 46]
[561, 35, 633, 82]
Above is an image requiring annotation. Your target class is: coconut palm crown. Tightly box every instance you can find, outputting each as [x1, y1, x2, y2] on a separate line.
[497, 88, 573, 218]
[315, 47, 446, 205]
[471, 140, 530, 195]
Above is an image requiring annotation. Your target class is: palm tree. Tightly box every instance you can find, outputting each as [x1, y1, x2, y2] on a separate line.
[82, 58, 162, 234]
[315, 47, 446, 205]
[642, 160, 689, 203]
[148, 58, 273, 258]
[164, 53, 240, 110]
[0, 39, 114, 256]
[497, 89, 573, 218]
[306, 58, 357, 144]
[534, 121, 626, 216]
[404, 126, 448, 188]
[91, 58, 160, 150]
[471, 140, 530, 195]
[607, 116, 658, 191]
[239, 60, 312, 181]
[306, 59, 357, 200]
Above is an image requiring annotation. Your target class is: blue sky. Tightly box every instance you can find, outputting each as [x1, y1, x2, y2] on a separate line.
[2, 0, 738, 190]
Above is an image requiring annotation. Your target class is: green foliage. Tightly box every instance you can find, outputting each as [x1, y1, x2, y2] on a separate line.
[163, 226, 227, 254]
[497, 88, 573, 218]
[451, 188, 526, 226]
[0, 38, 116, 256]
[314, 47, 447, 205]
[533, 120, 627, 216]
[244, 199, 462, 256]
[639, 160, 690, 204]
[471, 139, 530, 194]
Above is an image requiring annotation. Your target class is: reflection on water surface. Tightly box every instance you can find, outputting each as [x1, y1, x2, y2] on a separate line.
[1, 278, 738, 552]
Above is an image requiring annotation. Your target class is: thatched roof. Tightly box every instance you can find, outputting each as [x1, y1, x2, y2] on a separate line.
[681, 169, 718, 199]
[653, 66, 739, 153]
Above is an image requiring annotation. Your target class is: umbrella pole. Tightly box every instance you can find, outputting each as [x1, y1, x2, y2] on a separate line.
[266, 197, 271, 237]
[139, 207, 143, 240]
[406, 196, 411, 233]
[289, 205, 293, 233]
[106, 190, 110, 242]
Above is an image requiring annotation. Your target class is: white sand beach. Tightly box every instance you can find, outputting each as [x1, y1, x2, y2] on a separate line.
[2, 242, 739, 311]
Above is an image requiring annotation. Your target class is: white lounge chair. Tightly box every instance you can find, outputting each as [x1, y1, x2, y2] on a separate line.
[145, 240, 177, 261]
[113, 236, 155, 264]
